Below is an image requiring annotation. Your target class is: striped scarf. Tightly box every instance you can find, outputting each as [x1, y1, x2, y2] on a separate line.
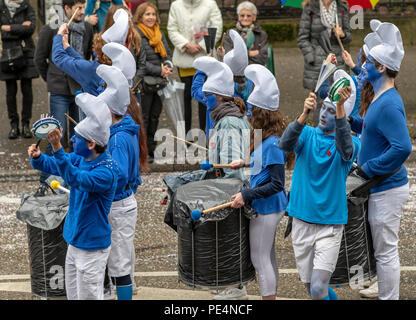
[320, 0, 337, 34]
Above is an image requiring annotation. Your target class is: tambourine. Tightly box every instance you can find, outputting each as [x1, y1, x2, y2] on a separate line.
[32, 115, 62, 147]
[329, 78, 350, 102]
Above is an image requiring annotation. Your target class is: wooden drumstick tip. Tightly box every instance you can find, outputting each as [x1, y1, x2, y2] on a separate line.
[65, 113, 78, 126]
[68, 7, 80, 26]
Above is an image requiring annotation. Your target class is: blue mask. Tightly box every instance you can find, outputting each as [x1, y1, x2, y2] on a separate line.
[205, 93, 218, 111]
[318, 101, 336, 133]
[71, 132, 92, 158]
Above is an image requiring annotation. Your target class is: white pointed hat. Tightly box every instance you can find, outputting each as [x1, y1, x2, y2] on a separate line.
[223, 29, 248, 76]
[193, 56, 234, 97]
[102, 8, 129, 45]
[369, 22, 404, 71]
[363, 19, 382, 56]
[74, 93, 112, 146]
[102, 42, 136, 87]
[96, 64, 130, 116]
[332, 69, 356, 117]
[244, 64, 279, 111]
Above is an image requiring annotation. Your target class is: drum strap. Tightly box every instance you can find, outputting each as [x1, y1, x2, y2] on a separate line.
[350, 167, 400, 198]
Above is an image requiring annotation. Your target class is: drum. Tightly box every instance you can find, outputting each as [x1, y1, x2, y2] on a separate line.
[330, 171, 377, 286]
[170, 178, 256, 289]
[329, 78, 350, 102]
[32, 116, 61, 139]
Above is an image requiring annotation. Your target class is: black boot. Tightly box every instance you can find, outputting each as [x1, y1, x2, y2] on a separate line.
[8, 123, 19, 139]
[22, 122, 32, 139]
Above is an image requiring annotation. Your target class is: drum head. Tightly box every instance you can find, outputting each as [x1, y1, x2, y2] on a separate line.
[329, 78, 350, 102]
[32, 117, 61, 139]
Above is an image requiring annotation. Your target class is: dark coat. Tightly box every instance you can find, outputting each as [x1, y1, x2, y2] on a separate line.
[135, 25, 172, 77]
[0, 0, 38, 80]
[298, 0, 352, 90]
[34, 22, 95, 96]
[224, 22, 269, 66]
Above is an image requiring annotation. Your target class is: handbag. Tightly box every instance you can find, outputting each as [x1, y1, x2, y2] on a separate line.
[0, 45, 26, 73]
[140, 75, 169, 93]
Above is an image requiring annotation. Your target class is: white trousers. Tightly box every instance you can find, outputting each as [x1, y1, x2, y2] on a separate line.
[368, 183, 409, 300]
[107, 193, 138, 280]
[65, 244, 110, 300]
[249, 211, 285, 297]
[291, 218, 344, 283]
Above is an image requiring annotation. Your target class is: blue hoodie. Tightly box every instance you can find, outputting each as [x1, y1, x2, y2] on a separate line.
[108, 114, 142, 201]
[31, 148, 119, 251]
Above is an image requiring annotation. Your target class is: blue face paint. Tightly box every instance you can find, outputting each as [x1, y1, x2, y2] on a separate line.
[363, 55, 386, 96]
[318, 101, 336, 133]
[205, 93, 218, 112]
[356, 67, 368, 91]
[71, 132, 92, 158]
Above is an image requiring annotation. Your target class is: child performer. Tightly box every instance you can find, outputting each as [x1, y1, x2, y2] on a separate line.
[192, 56, 250, 300]
[28, 92, 117, 300]
[278, 87, 360, 300]
[95, 63, 141, 300]
[192, 30, 253, 139]
[229, 64, 294, 300]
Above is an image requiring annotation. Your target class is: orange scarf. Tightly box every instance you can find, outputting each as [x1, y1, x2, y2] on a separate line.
[137, 22, 167, 58]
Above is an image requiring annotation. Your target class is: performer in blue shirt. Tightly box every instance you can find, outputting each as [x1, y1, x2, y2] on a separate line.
[28, 92, 117, 300]
[229, 64, 294, 300]
[278, 85, 360, 300]
[349, 22, 412, 300]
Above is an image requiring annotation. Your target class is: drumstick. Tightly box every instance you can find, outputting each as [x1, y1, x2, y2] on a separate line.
[220, 32, 226, 48]
[334, 15, 344, 52]
[170, 135, 208, 151]
[35, 139, 41, 148]
[200, 161, 249, 171]
[50, 180, 70, 194]
[68, 7, 80, 26]
[191, 201, 234, 220]
[65, 113, 78, 126]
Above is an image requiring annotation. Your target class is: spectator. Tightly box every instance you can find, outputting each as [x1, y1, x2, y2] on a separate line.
[298, 0, 351, 124]
[0, 0, 38, 139]
[167, 0, 222, 135]
[133, 2, 172, 163]
[34, 0, 95, 197]
[223, 1, 268, 66]
[84, 0, 124, 32]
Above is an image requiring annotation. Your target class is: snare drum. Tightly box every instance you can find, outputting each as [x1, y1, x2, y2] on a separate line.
[32, 116, 61, 139]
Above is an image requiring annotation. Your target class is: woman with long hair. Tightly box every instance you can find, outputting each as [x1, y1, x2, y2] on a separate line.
[230, 64, 293, 300]
[132, 2, 172, 162]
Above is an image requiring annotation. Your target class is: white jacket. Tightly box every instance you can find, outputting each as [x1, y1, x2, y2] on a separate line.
[167, 0, 223, 69]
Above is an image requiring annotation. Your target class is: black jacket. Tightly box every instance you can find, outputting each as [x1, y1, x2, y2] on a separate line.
[0, 0, 38, 80]
[135, 25, 172, 77]
[34, 22, 94, 95]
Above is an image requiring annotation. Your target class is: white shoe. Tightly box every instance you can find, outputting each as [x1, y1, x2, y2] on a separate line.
[359, 281, 379, 298]
[213, 286, 248, 300]
[362, 276, 377, 289]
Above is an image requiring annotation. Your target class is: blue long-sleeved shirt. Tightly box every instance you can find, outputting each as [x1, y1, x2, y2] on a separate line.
[278, 118, 360, 224]
[108, 114, 142, 201]
[350, 88, 412, 193]
[52, 34, 102, 96]
[31, 148, 118, 250]
[241, 136, 287, 215]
